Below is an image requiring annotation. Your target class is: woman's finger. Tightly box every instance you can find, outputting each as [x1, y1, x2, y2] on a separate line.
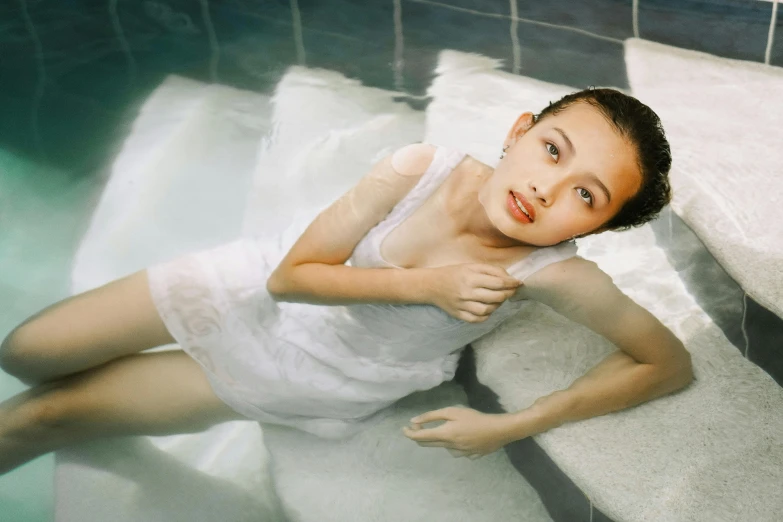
[466, 288, 515, 305]
[416, 441, 451, 448]
[447, 449, 482, 459]
[464, 301, 498, 317]
[473, 265, 519, 284]
[474, 273, 520, 291]
[457, 310, 489, 323]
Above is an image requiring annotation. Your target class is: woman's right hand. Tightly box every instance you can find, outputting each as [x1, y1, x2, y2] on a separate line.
[425, 264, 521, 323]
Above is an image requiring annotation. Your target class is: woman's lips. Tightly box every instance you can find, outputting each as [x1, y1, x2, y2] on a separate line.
[507, 191, 535, 223]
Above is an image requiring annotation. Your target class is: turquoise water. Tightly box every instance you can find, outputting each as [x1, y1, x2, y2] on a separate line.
[0, 150, 101, 521]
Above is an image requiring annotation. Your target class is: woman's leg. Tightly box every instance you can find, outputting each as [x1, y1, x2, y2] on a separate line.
[0, 270, 174, 384]
[0, 269, 247, 474]
[0, 349, 247, 474]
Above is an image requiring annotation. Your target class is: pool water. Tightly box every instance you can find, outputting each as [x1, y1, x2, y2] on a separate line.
[1, 1, 781, 520]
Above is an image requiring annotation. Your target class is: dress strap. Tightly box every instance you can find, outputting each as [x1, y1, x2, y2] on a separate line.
[506, 241, 578, 281]
[440, 146, 467, 171]
[364, 145, 466, 269]
[379, 145, 465, 228]
[410, 145, 466, 202]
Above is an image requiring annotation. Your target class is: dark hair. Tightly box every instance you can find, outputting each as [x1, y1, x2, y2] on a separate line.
[535, 88, 672, 231]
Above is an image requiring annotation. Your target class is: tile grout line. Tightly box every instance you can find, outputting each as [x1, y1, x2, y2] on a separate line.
[742, 292, 750, 358]
[18, 0, 47, 161]
[108, 0, 137, 84]
[219, 5, 360, 42]
[632, 0, 640, 38]
[200, 0, 221, 82]
[405, 0, 623, 44]
[765, 0, 779, 64]
[393, 0, 405, 91]
[509, 0, 521, 74]
[290, 0, 307, 65]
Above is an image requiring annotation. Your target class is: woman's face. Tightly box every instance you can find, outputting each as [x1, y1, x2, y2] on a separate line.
[479, 102, 642, 247]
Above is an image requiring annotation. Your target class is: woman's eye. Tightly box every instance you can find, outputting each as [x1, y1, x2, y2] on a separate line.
[546, 143, 559, 160]
[577, 188, 593, 206]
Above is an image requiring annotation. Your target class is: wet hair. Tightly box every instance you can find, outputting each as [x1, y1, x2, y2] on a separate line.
[534, 88, 672, 231]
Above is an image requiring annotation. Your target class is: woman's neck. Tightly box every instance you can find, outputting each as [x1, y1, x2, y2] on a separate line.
[446, 157, 523, 251]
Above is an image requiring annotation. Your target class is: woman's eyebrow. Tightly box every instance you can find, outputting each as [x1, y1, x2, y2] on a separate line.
[553, 127, 612, 203]
[587, 173, 612, 203]
[553, 127, 575, 155]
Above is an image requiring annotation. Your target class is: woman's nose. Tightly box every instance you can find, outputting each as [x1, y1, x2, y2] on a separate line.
[529, 179, 555, 206]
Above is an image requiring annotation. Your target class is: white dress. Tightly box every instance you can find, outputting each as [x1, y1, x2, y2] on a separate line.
[147, 146, 577, 438]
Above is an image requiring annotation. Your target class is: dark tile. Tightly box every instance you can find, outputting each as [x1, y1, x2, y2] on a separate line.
[639, 0, 773, 62]
[650, 208, 746, 351]
[455, 347, 616, 522]
[28, 3, 144, 82]
[514, 21, 629, 88]
[745, 298, 783, 387]
[0, 5, 126, 169]
[116, 2, 213, 85]
[13, 1, 211, 110]
[208, 2, 300, 92]
[0, 6, 41, 154]
[400, 1, 517, 95]
[650, 208, 783, 388]
[0, 92, 40, 159]
[217, 0, 398, 93]
[0, 5, 40, 99]
[139, 0, 210, 36]
[34, 88, 122, 172]
[516, 0, 634, 41]
[436, 0, 510, 16]
[401, 0, 629, 90]
[403, 1, 514, 60]
[297, 0, 398, 90]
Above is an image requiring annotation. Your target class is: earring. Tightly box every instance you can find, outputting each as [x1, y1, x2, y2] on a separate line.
[500, 145, 509, 159]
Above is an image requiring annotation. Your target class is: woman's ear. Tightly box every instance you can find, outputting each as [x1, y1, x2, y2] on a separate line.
[504, 112, 536, 148]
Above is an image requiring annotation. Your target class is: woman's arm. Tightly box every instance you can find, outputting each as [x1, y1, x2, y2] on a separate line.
[403, 257, 694, 456]
[504, 256, 694, 439]
[266, 143, 436, 306]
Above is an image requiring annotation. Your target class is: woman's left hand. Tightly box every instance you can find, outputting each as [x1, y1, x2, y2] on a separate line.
[402, 406, 514, 459]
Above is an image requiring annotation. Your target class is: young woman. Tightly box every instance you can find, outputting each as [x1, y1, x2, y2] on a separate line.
[0, 88, 693, 472]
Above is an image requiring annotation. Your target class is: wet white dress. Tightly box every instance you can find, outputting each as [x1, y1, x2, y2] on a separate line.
[147, 146, 577, 438]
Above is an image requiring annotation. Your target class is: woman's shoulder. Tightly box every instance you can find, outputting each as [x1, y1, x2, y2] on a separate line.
[506, 241, 579, 282]
[527, 254, 604, 285]
[390, 143, 438, 177]
[517, 255, 618, 310]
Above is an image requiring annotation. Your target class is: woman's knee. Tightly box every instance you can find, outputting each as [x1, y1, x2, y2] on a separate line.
[0, 322, 69, 385]
[0, 325, 38, 380]
[1, 271, 175, 383]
